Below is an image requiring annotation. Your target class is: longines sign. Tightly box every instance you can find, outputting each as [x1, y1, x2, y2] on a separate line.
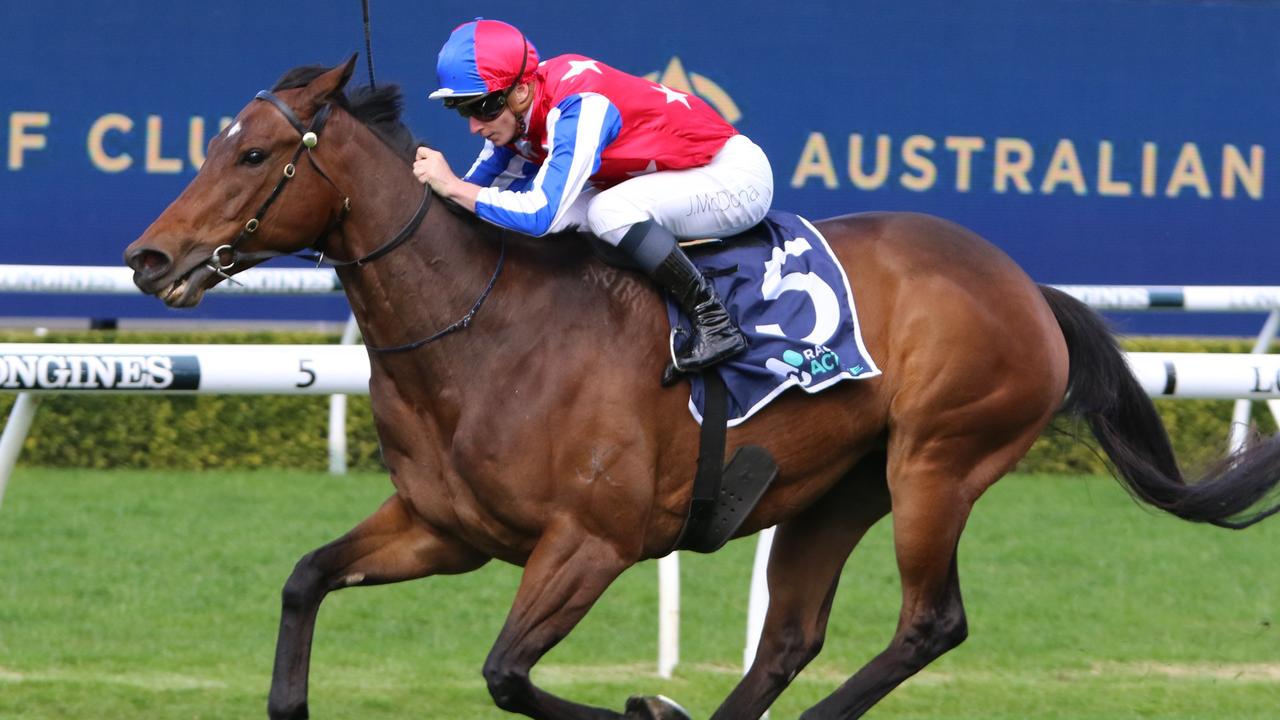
[0, 353, 200, 391]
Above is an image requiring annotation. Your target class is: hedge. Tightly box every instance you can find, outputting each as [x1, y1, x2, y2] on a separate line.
[0, 329, 1274, 475]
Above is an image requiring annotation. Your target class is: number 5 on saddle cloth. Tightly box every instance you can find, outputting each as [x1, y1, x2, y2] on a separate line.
[667, 210, 882, 553]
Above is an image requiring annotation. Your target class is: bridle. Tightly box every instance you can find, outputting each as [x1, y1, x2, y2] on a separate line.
[208, 90, 432, 276]
[210, 88, 504, 354]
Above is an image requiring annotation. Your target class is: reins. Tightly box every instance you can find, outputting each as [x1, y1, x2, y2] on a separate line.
[361, 0, 377, 89]
[363, 241, 506, 354]
[311, 184, 429, 269]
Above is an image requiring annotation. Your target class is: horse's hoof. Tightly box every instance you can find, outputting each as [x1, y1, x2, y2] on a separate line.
[625, 694, 692, 720]
[267, 701, 308, 720]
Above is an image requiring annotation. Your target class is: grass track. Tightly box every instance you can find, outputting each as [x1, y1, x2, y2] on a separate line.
[0, 469, 1276, 718]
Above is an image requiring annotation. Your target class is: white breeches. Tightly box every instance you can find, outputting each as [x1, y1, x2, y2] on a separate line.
[557, 134, 775, 246]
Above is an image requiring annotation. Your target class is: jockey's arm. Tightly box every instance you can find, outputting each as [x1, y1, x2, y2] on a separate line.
[433, 172, 481, 212]
[470, 93, 622, 237]
[463, 140, 518, 187]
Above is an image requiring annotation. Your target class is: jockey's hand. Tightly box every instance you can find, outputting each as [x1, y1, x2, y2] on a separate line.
[413, 147, 458, 194]
[413, 146, 481, 212]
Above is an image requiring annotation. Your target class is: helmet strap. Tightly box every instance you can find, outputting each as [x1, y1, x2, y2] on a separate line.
[507, 35, 530, 141]
[515, 111, 527, 140]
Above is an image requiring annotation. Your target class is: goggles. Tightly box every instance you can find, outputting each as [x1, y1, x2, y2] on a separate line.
[444, 91, 510, 121]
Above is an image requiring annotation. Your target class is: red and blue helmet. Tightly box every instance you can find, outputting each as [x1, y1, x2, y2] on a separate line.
[428, 19, 539, 100]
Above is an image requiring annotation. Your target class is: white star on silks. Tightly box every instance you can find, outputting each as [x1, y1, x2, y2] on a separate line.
[626, 160, 658, 177]
[561, 59, 603, 81]
[651, 83, 692, 109]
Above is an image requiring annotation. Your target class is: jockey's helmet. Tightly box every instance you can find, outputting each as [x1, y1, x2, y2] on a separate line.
[428, 19, 539, 101]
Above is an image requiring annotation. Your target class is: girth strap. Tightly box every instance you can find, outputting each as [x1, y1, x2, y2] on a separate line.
[675, 371, 729, 549]
[673, 371, 779, 554]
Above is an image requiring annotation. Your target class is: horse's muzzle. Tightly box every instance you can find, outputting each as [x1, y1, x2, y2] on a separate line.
[124, 246, 175, 294]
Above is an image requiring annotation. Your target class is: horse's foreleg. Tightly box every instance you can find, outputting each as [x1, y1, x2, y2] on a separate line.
[267, 493, 487, 720]
[711, 454, 891, 720]
[482, 526, 633, 720]
[798, 441, 1012, 720]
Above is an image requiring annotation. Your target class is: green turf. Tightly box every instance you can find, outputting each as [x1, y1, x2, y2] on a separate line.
[0, 469, 1276, 718]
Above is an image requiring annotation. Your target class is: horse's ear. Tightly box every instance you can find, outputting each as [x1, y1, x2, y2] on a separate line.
[302, 53, 359, 106]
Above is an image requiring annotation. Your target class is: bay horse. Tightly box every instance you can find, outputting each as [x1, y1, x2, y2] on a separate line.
[124, 57, 1280, 720]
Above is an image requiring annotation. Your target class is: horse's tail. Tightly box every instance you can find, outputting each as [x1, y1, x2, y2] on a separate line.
[1039, 284, 1280, 529]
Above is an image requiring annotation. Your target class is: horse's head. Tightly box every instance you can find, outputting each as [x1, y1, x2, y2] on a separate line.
[124, 56, 359, 307]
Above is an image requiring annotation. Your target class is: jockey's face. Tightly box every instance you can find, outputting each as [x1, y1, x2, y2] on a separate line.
[459, 81, 534, 146]
[468, 107, 519, 145]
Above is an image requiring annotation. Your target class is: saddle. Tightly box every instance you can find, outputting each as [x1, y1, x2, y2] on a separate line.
[593, 210, 882, 552]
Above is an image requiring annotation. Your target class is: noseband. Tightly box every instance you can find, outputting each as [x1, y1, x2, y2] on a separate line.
[209, 90, 432, 278]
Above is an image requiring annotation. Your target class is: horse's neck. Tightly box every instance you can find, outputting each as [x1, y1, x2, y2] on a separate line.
[325, 120, 671, 440]
[326, 125, 505, 390]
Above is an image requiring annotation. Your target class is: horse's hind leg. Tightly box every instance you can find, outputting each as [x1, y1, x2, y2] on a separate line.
[710, 453, 891, 720]
[267, 493, 487, 720]
[798, 432, 1034, 720]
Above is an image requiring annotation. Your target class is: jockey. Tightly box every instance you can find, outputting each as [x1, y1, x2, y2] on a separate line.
[413, 18, 774, 373]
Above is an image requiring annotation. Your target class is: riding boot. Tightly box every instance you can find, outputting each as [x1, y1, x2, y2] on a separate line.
[615, 219, 747, 372]
[651, 247, 748, 371]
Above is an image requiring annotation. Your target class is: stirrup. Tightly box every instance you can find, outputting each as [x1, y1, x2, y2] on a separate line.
[668, 327, 688, 373]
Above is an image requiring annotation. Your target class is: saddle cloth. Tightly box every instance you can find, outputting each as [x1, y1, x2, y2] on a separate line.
[666, 210, 881, 427]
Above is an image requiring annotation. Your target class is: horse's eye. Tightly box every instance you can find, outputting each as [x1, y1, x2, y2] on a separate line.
[241, 149, 268, 166]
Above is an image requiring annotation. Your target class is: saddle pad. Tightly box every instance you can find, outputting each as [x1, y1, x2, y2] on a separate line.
[666, 210, 881, 427]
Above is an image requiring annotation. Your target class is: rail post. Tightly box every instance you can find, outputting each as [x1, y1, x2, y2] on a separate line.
[0, 393, 40, 509]
[1229, 309, 1280, 454]
[328, 314, 362, 475]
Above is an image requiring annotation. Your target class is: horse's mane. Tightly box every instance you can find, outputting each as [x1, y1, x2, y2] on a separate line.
[272, 65, 419, 162]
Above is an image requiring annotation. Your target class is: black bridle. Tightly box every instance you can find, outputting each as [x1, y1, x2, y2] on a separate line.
[210, 89, 432, 274]
[211, 88, 504, 354]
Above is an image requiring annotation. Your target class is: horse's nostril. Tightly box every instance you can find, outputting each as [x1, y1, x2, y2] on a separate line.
[127, 248, 172, 275]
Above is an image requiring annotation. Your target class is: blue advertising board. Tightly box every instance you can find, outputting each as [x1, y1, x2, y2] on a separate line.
[2, 0, 1277, 333]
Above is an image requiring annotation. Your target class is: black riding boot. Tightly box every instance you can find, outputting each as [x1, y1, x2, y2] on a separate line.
[651, 246, 748, 371]
[616, 220, 747, 371]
